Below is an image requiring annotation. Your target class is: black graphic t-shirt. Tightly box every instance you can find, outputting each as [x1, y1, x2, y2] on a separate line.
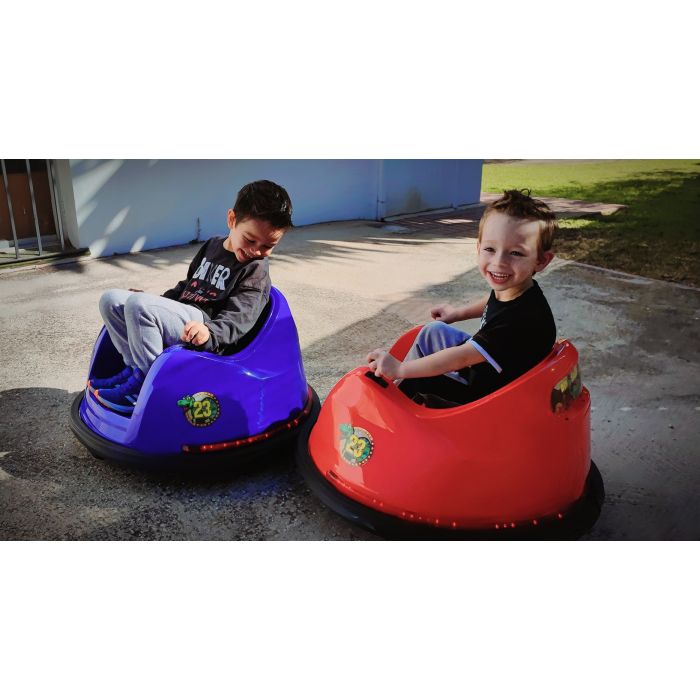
[458, 280, 556, 401]
[162, 236, 270, 353]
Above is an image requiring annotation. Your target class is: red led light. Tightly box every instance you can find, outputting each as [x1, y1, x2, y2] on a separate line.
[399, 510, 443, 525]
[181, 388, 313, 454]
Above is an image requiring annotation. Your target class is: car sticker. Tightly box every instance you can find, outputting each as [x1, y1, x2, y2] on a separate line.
[177, 391, 221, 427]
[339, 423, 374, 466]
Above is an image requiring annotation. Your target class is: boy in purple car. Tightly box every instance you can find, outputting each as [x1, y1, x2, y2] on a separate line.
[90, 180, 293, 415]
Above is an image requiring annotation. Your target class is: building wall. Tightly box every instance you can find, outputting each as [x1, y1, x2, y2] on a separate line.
[57, 159, 482, 257]
[380, 159, 483, 218]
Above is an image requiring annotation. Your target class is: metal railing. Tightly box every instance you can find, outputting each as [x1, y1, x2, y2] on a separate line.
[1, 159, 66, 260]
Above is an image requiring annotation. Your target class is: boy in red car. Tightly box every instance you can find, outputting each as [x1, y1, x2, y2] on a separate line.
[367, 189, 557, 406]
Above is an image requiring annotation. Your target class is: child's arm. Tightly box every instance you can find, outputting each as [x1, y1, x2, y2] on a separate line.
[194, 257, 270, 352]
[430, 294, 489, 323]
[367, 342, 486, 381]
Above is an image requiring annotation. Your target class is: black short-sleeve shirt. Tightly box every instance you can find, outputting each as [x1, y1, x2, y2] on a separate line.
[459, 280, 556, 401]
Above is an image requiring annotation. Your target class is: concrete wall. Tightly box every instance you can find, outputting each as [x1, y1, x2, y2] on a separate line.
[380, 159, 483, 218]
[57, 159, 482, 257]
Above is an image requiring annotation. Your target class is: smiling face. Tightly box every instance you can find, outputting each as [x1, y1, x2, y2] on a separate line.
[224, 209, 286, 263]
[477, 211, 554, 301]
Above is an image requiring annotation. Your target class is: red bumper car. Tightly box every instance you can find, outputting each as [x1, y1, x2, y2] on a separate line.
[297, 327, 604, 539]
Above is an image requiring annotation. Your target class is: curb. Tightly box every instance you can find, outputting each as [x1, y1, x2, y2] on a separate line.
[562, 259, 700, 292]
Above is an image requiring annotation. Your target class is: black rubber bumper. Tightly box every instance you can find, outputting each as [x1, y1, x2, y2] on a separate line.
[296, 417, 605, 540]
[70, 387, 321, 470]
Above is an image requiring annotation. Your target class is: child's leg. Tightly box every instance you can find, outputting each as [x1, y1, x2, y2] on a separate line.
[123, 293, 205, 374]
[405, 321, 471, 384]
[99, 289, 138, 368]
[398, 321, 474, 406]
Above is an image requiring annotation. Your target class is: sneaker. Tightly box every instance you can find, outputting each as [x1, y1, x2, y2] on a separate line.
[87, 366, 134, 394]
[95, 368, 145, 414]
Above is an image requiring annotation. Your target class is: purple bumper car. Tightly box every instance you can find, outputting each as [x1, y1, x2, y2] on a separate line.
[70, 287, 319, 467]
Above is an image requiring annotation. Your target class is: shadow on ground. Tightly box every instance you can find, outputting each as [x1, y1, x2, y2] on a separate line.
[0, 387, 376, 541]
[11, 218, 480, 282]
[2, 259, 699, 540]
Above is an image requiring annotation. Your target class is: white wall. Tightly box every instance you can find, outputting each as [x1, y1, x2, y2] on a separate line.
[380, 159, 483, 217]
[61, 159, 482, 257]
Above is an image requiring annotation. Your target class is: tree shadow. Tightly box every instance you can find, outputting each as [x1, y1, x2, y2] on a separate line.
[488, 165, 700, 284]
[6, 212, 481, 283]
[23, 161, 699, 284]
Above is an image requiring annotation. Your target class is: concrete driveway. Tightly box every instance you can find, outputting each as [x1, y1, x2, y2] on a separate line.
[1, 211, 699, 539]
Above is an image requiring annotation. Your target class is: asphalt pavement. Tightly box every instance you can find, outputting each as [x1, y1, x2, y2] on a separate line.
[1, 210, 699, 539]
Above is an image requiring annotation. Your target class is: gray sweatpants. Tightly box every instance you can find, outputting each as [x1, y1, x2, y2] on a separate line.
[99, 290, 205, 374]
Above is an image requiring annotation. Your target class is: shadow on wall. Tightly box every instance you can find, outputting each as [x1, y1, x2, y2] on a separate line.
[71, 159, 227, 260]
[70, 159, 383, 260]
[70, 159, 484, 261]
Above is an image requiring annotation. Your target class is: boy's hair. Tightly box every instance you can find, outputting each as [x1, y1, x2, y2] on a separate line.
[234, 180, 293, 230]
[478, 189, 557, 257]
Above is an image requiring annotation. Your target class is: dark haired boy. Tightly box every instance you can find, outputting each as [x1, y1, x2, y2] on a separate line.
[367, 189, 557, 406]
[92, 180, 293, 414]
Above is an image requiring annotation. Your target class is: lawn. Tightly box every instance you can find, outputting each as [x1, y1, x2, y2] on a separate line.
[481, 160, 700, 286]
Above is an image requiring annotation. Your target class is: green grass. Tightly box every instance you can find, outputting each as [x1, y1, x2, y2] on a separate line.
[482, 160, 700, 285]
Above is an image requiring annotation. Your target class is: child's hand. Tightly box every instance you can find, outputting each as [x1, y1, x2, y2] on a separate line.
[182, 321, 211, 346]
[430, 303, 456, 323]
[367, 349, 402, 380]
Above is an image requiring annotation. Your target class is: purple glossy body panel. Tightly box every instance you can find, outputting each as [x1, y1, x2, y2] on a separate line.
[79, 287, 308, 456]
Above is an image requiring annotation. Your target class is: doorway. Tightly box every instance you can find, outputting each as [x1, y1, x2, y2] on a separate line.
[1, 159, 68, 263]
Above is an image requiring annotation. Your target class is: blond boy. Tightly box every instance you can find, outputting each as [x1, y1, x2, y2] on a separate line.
[367, 189, 557, 405]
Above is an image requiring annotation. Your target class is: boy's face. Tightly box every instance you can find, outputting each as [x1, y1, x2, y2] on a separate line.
[477, 211, 554, 301]
[225, 209, 286, 264]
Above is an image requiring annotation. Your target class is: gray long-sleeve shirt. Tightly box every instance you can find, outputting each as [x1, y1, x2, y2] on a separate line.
[162, 237, 270, 353]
